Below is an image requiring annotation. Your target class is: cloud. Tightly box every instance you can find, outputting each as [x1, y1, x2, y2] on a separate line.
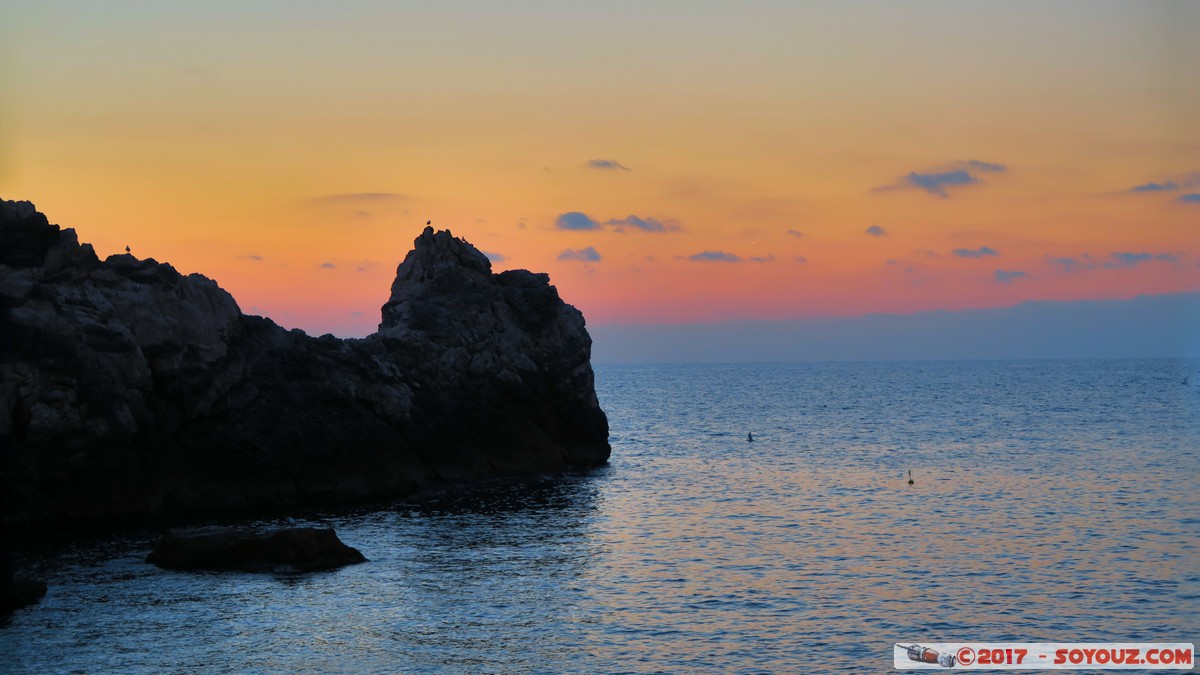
[689, 251, 743, 263]
[318, 262, 336, 269]
[953, 246, 999, 258]
[1104, 252, 1181, 269]
[786, 229, 805, 238]
[1131, 181, 1180, 193]
[587, 159, 631, 171]
[1127, 172, 1200, 195]
[1107, 252, 1152, 268]
[558, 211, 683, 233]
[994, 269, 1027, 283]
[865, 225, 887, 237]
[966, 160, 1007, 173]
[1048, 252, 1182, 272]
[482, 250, 507, 263]
[904, 170, 978, 197]
[794, 256, 808, 264]
[914, 249, 939, 258]
[875, 160, 1006, 197]
[1180, 194, 1200, 204]
[604, 215, 681, 232]
[557, 246, 602, 262]
[1048, 255, 1096, 272]
[749, 255, 775, 263]
[238, 254, 263, 261]
[555, 212, 602, 231]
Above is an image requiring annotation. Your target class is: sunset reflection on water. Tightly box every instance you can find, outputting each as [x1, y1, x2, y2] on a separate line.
[3, 360, 1197, 673]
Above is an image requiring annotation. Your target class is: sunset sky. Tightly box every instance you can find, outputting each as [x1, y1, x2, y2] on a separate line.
[2, 1, 1198, 338]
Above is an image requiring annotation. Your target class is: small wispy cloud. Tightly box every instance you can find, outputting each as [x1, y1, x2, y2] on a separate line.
[1048, 254, 1096, 272]
[1130, 181, 1180, 193]
[794, 256, 808, 264]
[749, 255, 775, 263]
[953, 246, 999, 258]
[905, 170, 977, 197]
[865, 225, 887, 237]
[786, 229, 805, 238]
[482, 251, 508, 263]
[1104, 252, 1180, 269]
[966, 160, 1007, 173]
[558, 211, 683, 233]
[238, 254, 264, 261]
[318, 262, 336, 269]
[689, 251, 743, 263]
[555, 212, 602, 231]
[1180, 194, 1200, 204]
[875, 160, 1007, 197]
[587, 159, 631, 171]
[1128, 170, 1195, 194]
[558, 247, 602, 262]
[604, 215, 681, 232]
[994, 269, 1027, 283]
[1107, 252, 1153, 268]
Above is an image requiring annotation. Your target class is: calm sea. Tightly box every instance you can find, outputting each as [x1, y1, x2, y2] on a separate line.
[3, 360, 1198, 673]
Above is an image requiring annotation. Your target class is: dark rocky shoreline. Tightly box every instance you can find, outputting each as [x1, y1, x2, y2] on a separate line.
[0, 199, 610, 535]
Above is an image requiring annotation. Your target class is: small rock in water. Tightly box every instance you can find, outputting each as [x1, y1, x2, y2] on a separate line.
[146, 526, 366, 573]
[0, 578, 47, 613]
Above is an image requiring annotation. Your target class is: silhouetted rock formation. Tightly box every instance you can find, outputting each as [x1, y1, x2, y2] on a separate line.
[0, 199, 609, 531]
[146, 526, 366, 572]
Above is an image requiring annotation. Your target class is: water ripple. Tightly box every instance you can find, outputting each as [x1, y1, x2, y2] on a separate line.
[2, 359, 1198, 673]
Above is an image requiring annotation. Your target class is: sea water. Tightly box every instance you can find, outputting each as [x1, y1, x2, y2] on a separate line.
[2, 359, 1198, 673]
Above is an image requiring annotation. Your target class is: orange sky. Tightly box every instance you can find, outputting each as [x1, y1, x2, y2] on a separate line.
[2, 2, 1198, 336]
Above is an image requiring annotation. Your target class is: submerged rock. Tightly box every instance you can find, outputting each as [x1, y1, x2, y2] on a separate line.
[1, 551, 46, 612]
[0, 577, 46, 613]
[0, 199, 610, 531]
[146, 526, 366, 572]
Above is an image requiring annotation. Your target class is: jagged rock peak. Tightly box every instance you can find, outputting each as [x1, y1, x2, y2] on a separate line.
[387, 227, 493, 293]
[379, 226, 498, 332]
[408, 226, 493, 276]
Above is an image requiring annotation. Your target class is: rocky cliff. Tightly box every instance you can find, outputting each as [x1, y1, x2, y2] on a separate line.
[0, 199, 609, 531]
